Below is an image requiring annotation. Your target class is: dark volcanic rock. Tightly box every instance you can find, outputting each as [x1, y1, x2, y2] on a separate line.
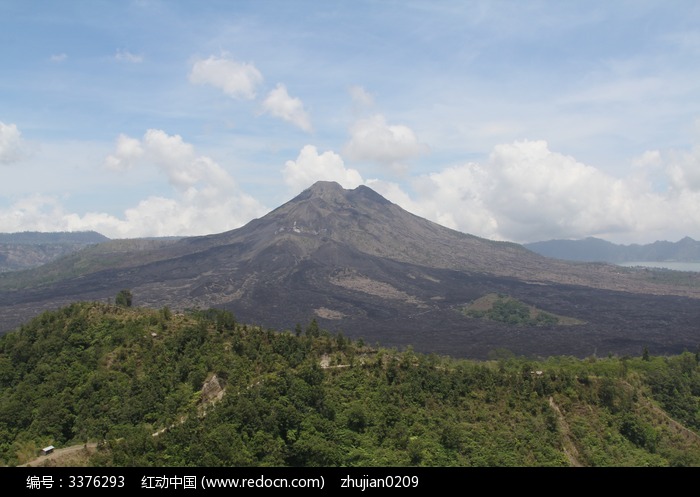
[1, 182, 699, 359]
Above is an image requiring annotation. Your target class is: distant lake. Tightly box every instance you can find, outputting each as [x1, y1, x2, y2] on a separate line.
[618, 261, 700, 272]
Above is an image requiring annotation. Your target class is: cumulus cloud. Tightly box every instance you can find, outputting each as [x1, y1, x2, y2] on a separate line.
[0, 188, 269, 239]
[0, 194, 126, 235]
[283, 145, 364, 192]
[8, 130, 700, 244]
[104, 134, 144, 171]
[0, 122, 24, 164]
[373, 139, 700, 244]
[479, 140, 637, 241]
[0, 194, 62, 232]
[279, 139, 693, 244]
[0, 129, 268, 238]
[262, 83, 312, 132]
[189, 54, 263, 100]
[104, 129, 236, 192]
[664, 143, 700, 192]
[344, 114, 428, 173]
[141, 129, 238, 192]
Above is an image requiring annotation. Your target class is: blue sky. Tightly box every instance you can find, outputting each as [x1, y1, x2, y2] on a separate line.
[2, 1, 700, 243]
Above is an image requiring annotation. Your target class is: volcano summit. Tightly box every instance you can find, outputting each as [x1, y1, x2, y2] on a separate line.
[1, 181, 699, 359]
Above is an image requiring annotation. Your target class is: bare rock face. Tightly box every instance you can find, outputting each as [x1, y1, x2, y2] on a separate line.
[1, 181, 700, 359]
[200, 374, 225, 406]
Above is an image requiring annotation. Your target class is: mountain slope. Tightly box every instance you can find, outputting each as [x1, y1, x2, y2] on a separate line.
[0, 231, 110, 273]
[1, 181, 699, 359]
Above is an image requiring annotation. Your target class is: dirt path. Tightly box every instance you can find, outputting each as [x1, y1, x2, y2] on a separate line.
[19, 443, 99, 467]
[549, 396, 584, 467]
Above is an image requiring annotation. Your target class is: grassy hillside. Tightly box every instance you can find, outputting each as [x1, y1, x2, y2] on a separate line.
[0, 301, 698, 467]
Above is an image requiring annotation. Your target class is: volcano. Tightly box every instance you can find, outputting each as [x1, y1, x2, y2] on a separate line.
[1, 181, 699, 359]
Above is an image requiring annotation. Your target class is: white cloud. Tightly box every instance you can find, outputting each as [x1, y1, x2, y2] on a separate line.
[372, 139, 700, 244]
[189, 54, 263, 100]
[8, 128, 700, 244]
[344, 114, 428, 173]
[0, 194, 62, 232]
[364, 177, 431, 215]
[141, 129, 235, 191]
[0, 188, 268, 239]
[386, 163, 501, 240]
[0, 129, 268, 238]
[282, 139, 700, 244]
[0, 122, 24, 164]
[115, 49, 144, 63]
[0, 194, 126, 236]
[479, 140, 636, 241]
[664, 144, 700, 193]
[283, 145, 364, 193]
[261, 83, 312, 132]
[50, 53, 67, 62]
[104, 129, 235, 192]
[104, 134, 144, 171]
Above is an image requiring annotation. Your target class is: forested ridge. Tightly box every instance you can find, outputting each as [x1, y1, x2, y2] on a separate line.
[1, 301, 699, 467]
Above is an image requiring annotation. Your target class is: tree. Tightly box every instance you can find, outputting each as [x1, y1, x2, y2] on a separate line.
[306, 318, 320, 338]
[115, 289, 133, 308]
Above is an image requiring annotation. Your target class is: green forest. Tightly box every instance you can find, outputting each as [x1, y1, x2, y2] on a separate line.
[0, 301, 699, 467]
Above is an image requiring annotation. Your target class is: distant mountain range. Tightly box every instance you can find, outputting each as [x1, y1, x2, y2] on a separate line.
[1, 182, 699, 359]
[524, 236, 700, 263]
[0, 231, 109, 272]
